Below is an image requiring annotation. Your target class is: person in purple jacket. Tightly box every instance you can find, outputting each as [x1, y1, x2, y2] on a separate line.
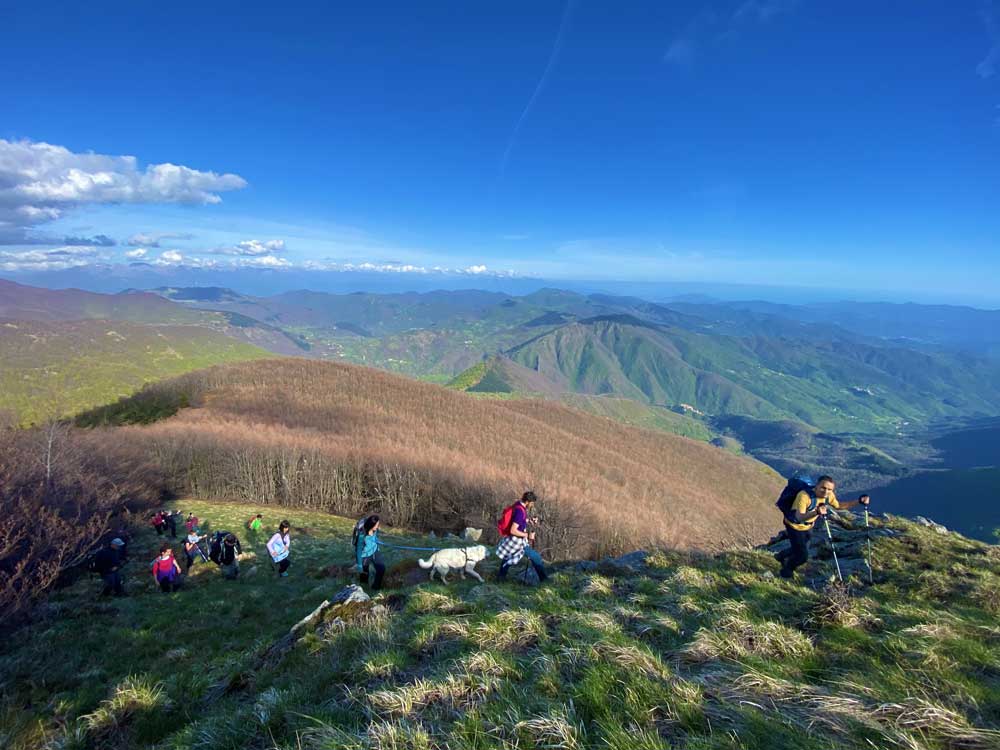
[495, 491, 547, 583]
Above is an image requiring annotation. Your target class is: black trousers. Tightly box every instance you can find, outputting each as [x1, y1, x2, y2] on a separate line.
[780, 527, 812, 578]
[277, 558, 290, 575]
[100, 571, 124, 596]
[362, 552, 385, 590]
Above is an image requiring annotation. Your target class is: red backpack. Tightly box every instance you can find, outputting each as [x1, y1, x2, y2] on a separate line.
[496, 503, 520, 537]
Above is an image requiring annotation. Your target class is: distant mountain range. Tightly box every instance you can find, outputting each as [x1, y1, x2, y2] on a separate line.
[3, 278, 999, 504]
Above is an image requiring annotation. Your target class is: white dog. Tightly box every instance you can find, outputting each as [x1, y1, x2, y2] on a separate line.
[418, 545, 487, 584]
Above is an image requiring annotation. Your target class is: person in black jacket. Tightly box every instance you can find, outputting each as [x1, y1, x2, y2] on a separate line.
[93, 538, 127, 597]
[219, 533, 242, 579]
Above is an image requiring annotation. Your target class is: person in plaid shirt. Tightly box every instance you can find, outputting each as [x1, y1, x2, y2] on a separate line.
[495, 491, 547, 583]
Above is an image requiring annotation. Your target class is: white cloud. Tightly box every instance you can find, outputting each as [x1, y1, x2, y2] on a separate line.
[979, 1, 1000, 79]
[158, 250, 184, 264]
[664, 38, 696, 65]
[664, 1, 798, 66]
[0, 245, 105, 271]
[235, 254, 291, 268]
[64, 233, 115, 247]
[300, 259, 516, 277]
[210, 239, 286, 256]
[124, 248, 148, 259]
[127, 231, 194, 248]
[0, 138, 247, 244]
[733, 0, 799, 23]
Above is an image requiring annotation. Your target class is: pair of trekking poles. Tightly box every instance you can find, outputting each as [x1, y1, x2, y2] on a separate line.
[820, 506, 874, 585]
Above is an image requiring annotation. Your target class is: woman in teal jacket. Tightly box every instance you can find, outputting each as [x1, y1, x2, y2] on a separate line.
[355, 515, 385, 590]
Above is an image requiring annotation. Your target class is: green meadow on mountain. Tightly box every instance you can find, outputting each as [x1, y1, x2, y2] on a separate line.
[2, 498, 998, 750]
[0, 319, 273, 424]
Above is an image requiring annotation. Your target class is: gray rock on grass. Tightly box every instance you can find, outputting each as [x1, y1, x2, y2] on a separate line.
[331, 584, 370, 605]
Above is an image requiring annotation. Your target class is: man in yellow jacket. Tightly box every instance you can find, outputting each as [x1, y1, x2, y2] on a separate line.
[778, 475, 870, 579]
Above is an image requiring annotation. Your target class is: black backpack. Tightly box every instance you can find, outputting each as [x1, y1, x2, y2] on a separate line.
[351, 516, 368, 551]
[775, 474, 816, 521]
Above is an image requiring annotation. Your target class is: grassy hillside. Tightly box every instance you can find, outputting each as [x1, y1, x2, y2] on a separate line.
[0, 320, 273, 424]
[2, 499, 998, 749]
[450, 357, 714, 442]
[95, 358, 783, 552]
[507, 316, 1000, 433]
[0, 278, 211, 324]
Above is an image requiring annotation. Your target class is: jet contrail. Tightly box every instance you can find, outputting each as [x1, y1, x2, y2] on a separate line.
[499, 0, 577, 179]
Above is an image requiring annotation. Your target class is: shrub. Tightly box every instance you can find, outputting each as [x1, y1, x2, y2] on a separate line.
[0, 423, 169, 622]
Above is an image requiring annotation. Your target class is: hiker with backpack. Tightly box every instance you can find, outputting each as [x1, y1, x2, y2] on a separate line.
[185, 513, 199, 534]
[165, 510, 179, 539]
[354, 514, 385, 590]
[267, 520, 292, 577]
[183, 530, 207, 573]
[219, 533, 242, 579]
[208, 530, 241, 565]
[93, 538, 128, 597]
[495, 491, 547, 583]
[151, 510, 166, 536]
[775, 474, 870, 579]
[151, 544, 183, 593]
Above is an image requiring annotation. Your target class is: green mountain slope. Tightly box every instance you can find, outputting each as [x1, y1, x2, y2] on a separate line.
[450, 356, 714, 441]
[0, 320, 273, 424]
[3, 499, 997, 750]
[507, 316, 1000, 433]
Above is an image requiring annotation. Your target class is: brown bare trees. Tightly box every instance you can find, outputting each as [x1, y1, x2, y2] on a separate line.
[112, 359, 783, 558]
[0, 424, 167, 622]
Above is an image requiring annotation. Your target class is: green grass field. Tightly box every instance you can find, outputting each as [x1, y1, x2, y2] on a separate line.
[2, 500, 998, 749]
[0, 321, 273, 425]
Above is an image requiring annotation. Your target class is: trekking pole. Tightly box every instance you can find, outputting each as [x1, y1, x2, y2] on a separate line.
[864, 507, 873, 585]
[822, 514, 843, 583]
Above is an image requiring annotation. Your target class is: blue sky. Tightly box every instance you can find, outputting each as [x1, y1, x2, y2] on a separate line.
[1, 1, 999, 304]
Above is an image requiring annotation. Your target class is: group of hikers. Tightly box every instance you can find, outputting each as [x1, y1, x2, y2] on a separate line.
[350, 490, 548, 591]
[96, 474, 866, 597]
[94, 511, 290, 596]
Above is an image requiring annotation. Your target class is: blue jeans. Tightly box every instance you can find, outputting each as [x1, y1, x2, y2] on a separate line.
[499, 546, 546, 581]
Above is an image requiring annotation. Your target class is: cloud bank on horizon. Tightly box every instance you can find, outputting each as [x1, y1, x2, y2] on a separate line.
[0, 138, 515, 279]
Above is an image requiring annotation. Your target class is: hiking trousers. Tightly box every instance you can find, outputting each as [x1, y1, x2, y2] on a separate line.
[362, 551, 385, 590]
[101, 571, 124, 596]
[780, 527, 812, 578]
[499, 546, 547, 582]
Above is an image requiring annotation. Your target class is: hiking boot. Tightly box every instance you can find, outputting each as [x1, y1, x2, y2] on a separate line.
[280, 572, 289, 577]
